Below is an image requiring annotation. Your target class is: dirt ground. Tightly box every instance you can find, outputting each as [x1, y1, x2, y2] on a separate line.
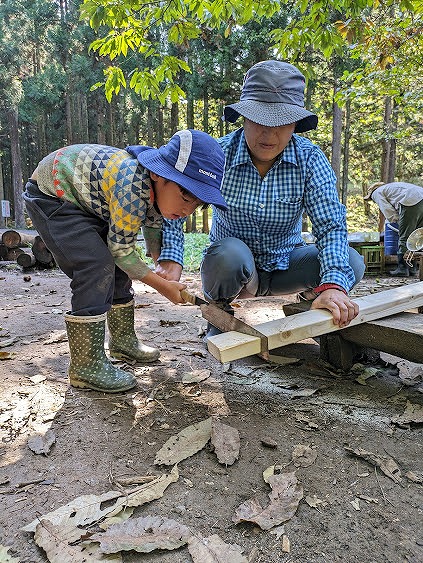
[0, 263, 422, 563]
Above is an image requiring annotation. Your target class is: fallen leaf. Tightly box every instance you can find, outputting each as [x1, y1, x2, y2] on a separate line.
[304, 495, 324, 509]
[391, 401, 423, 425]
[210, 419, 240, 465]
[91, 515, 191, 554]
[188, 533, 247, 563]
[267, 354, 300, 366]
[404, 470, 423, 484]
[0, 337, 17, 348]
[28, 374, 46, 384]
[27, 429, 56, 455]
[22, 466, 179, 532]
[43, 330, 67, 345]
[154, 418, 212, 465]
[181, 369, 211, 384]
[292, 444, 317, 468]
[233, 471, 303, 530]
[355, 366, 378, 386]
[34, 519, 121, 562]
[345, 447, 402, 484]
[350, 498, 360, 511]
[0, 351, 13, 360]
[281, 535, 290, 553]
[0, 545, 20, 562]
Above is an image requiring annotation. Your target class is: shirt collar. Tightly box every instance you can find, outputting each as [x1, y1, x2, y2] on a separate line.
[229, 131, 299, 170]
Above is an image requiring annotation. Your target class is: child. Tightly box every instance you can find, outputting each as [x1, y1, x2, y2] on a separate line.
[23, 130, 227, 393]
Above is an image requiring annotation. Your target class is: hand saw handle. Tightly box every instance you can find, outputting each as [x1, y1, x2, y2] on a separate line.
[180, 289, 197, 305]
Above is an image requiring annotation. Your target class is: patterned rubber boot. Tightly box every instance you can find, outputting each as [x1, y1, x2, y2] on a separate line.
[107, 300, 160, 363]
[65, 313, 137, 392]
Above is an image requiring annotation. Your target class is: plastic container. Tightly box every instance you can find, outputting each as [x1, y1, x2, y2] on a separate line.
[384, 222, 399, 255]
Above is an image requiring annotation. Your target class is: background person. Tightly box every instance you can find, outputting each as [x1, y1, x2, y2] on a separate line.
[151, 61, 365, 339]
[23, 130, 227, 392]
[364, 181, 423, 276]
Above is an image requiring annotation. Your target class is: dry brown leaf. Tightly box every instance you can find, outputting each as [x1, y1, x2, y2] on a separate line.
[91, 515, 191, 554]
[0, 545, 20, 562]
[181, 369, 211, 384]
[391, 401, 423, 425]
[188, 533, 247, 562]
[0, 351, 13, 360]
[27, 429, 56, 455]
[291, 444, 317, 468]
[345, 447, 402, 484]
[210, 419, 240, 466]
[34, 519, 121, 562]
[22, 466, 179, 533]
[154, 418, 212, 465]
[233, 471, 303, 530]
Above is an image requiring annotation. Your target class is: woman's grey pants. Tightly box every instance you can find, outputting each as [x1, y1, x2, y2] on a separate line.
[201, 236, 365, 302]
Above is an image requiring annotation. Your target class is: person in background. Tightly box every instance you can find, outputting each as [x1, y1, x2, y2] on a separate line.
[149, 60, 365, 341]
[364, 181, 423, 276]
[23, 130, 227, 392]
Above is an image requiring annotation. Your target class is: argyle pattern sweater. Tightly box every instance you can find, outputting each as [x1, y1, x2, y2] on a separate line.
[36, 144, 162, 280]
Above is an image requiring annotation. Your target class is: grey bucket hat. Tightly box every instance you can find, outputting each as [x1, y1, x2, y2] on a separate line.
[223, 60, 318, 133]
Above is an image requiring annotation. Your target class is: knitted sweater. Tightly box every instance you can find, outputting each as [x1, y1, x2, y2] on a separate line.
[35, 144, 162, 280]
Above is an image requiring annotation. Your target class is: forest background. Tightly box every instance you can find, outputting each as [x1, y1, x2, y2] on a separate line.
[0, 0, 422, 235]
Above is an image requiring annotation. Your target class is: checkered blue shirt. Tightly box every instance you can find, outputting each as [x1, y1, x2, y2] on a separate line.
[160, 129, 355, 290]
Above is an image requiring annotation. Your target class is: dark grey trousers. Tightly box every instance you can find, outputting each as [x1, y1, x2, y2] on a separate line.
[23, 181, 133, 316]
[201, 236, 365, 302]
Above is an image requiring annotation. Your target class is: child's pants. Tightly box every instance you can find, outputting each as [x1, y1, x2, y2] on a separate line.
[23, 180, 133, 316]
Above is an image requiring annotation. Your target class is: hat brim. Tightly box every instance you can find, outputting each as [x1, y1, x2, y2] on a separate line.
[136, 149, 228, 211]
[364, 182, 385, 200]
[223, 101, 318, 133]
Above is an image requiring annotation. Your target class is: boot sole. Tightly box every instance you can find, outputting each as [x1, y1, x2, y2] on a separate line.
[109, 351, 160, 363]
[70, 378, 137, 393]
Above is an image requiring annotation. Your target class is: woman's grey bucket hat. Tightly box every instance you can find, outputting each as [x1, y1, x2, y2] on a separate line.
[223, 60, 318, 133]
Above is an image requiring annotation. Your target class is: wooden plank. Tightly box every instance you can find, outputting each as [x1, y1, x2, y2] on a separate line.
[341, 312, 423, 363]
[207, 282, 423, 363]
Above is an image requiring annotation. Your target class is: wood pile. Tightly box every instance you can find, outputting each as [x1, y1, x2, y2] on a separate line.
[0, 229, 55, 269]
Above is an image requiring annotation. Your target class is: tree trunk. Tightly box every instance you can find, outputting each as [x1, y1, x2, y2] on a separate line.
[170, 102, 179, 135]
[381, 96, 392, 183]
[202, 209, 209, 234]
[331, 94, 343, 196]
[187, 97, 194, 129]
[203, 89, 209, 133]
[341, 99, 351, 206]
[8, 108, 25, 228]
[0, 156, 5, 228]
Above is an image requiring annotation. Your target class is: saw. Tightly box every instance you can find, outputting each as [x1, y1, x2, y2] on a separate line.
[180, 289, 269, 360]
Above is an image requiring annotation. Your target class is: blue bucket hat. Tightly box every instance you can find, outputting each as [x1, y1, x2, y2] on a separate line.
[131, 130, 227, 210]
[223, 60, 318, 133]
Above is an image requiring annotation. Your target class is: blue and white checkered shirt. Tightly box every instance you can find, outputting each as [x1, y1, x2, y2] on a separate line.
[160, 128, 355, 290]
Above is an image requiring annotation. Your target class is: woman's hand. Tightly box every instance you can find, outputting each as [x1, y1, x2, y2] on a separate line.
[310, 289, 359, 327]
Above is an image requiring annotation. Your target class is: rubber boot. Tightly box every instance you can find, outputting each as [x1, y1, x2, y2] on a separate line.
[65, 313, 137, 392]
[204, 301, 234, 344]
[107, 300, 160, 363]
[389, 254, 410, 277]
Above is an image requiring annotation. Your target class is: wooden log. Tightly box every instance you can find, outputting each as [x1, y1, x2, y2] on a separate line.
[17, 250, 37, 268]
[32, 235, 54, 265]
[0, 243, 7, 260]
[5, 248, 25, 261]
[1, 229, 36, 249]
[207, 282, 423, 363]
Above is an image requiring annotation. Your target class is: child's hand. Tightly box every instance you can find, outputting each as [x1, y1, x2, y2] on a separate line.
[162, 280, 187, 304]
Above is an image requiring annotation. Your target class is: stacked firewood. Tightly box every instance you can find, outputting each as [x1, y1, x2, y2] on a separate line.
[0, 229, 55, 269]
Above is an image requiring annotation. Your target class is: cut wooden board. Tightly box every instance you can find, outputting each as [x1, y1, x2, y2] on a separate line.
[206, 281, 423, 363]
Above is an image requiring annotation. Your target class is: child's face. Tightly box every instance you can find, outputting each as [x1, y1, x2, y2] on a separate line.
[150, 173, 202, 219]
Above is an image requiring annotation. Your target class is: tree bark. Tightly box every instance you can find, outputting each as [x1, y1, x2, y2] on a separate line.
[341, 99, 351, 206]
[331, 93, 343, 195]
[8, 108, 25, 228]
